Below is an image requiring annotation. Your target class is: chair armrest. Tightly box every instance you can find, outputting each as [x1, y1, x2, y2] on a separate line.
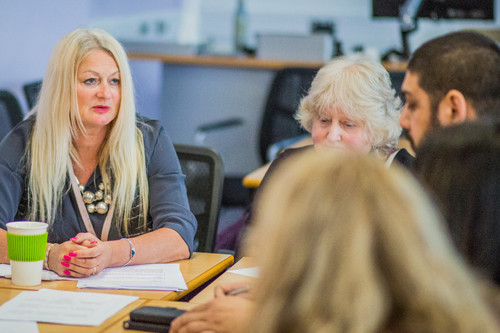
[195, 118, 244, 145]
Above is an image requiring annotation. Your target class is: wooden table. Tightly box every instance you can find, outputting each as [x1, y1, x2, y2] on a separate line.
[0, 252, 234, 301]
[189, 257, 257, 305]
[0, 288, 197, 333]
[0, 253, 233, 332]
[0, 288, 147, 333]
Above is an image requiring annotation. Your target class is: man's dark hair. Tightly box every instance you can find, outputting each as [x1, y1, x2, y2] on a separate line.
[408, 31, 500, 119]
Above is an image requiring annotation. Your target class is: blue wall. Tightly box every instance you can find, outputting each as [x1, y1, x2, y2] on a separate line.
[1, 0, 499, 117]
[0, 1, 90, 112]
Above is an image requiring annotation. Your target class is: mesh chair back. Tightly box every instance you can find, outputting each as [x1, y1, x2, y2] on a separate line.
[23, 80, 42, 110]
[174, 144, 224, 253]
[0, 90, 24, 141]
[258, 67, 318, 163]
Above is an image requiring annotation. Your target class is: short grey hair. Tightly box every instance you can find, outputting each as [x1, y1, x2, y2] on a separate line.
[296, 56, 402, 156]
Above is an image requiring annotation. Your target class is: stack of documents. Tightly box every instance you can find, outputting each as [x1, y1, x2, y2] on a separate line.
[77, 263, 188, 291]
[0, 263, 188, 291]
[0, 289, 137, 326]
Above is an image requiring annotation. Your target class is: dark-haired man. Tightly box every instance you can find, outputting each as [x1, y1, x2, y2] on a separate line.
[399, 31, 500, 149]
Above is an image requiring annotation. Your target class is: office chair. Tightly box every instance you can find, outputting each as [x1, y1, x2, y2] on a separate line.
[0, 90, 24, 141]
[174, 144, 224, 253]
[258, 67, 318, 163]
[23, 80, 42, 110]
[389, 71, 405, 100]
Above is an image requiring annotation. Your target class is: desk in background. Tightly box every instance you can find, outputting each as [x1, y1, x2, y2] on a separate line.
[243, 136, 313, 188]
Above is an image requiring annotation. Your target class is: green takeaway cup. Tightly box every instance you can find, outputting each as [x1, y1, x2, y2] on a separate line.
[6, 221, 48, 286]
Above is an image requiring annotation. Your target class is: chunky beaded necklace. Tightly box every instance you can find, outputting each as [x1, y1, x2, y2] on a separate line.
[76, 179, 112, 214]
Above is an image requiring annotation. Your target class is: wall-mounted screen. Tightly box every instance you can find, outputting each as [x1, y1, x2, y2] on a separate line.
[372, 0, 494, 20]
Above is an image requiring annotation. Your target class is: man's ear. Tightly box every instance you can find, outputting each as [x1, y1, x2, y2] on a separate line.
[437, 89, 470, 126]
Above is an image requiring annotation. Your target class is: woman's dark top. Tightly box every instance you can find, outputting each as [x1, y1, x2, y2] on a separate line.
[0, 115, 197, 254]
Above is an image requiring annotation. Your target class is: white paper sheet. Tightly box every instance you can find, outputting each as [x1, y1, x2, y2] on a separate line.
[0, 264, 75, 281]
[77, 263, 188, 291]
[0, 289, 137, 326]
[0, 320, 39, 333]
[228, 267, 259, 278]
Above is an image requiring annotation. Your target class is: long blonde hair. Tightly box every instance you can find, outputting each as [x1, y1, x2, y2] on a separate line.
[27, 28, 148, 236]
[247, 151, 498, 333]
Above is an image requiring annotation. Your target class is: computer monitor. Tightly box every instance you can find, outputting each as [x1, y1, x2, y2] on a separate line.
[372, 0, 494, 20]
[376, 0, 495, 61]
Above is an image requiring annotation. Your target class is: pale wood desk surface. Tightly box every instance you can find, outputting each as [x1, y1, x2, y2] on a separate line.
[0, 252, 234, 301]
[0, 288, 147, 333]
[0, 289, 197, 333]
[189, 257, 257, 305]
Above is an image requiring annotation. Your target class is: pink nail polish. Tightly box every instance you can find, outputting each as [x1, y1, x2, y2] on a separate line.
[63, 270, 70, 275]
[69, 252, 77, 257]
[70, 237, 78, 241]
[63, 255, 71, 261]
[91, 241, 98, 244]
[61, 261, 69, 267]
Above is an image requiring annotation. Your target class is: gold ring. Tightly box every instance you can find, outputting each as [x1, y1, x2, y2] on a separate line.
[92, 267, 97, 275]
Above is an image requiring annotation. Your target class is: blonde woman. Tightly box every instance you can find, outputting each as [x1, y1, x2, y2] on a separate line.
[247, 151, 499, 333]
[0, 28, 196, 277]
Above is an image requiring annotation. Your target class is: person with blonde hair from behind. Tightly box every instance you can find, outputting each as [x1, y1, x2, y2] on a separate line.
[247, 151, 499, 333]
[0, 28, 197, 277]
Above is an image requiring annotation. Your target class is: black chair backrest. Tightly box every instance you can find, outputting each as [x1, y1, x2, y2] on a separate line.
[0, 90, 24, 141]
[23, 80, 42, 110]
[389, 71, 405, 100]
[259, 67, 318, 163]
[174, 144, 224, 253]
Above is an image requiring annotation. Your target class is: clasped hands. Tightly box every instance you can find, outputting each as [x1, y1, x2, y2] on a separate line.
[47, 233, 112, 278]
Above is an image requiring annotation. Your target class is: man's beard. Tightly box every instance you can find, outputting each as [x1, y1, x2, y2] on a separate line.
[413, 102, 441, 151]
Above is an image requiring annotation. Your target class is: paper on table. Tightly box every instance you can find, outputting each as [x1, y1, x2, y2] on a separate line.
[0, 289, 138, 326]
[77, 263, 188, 291]
[228, 267, 259, 278]
[0, 264, 75, 281]
[0, 320, 39, 333]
